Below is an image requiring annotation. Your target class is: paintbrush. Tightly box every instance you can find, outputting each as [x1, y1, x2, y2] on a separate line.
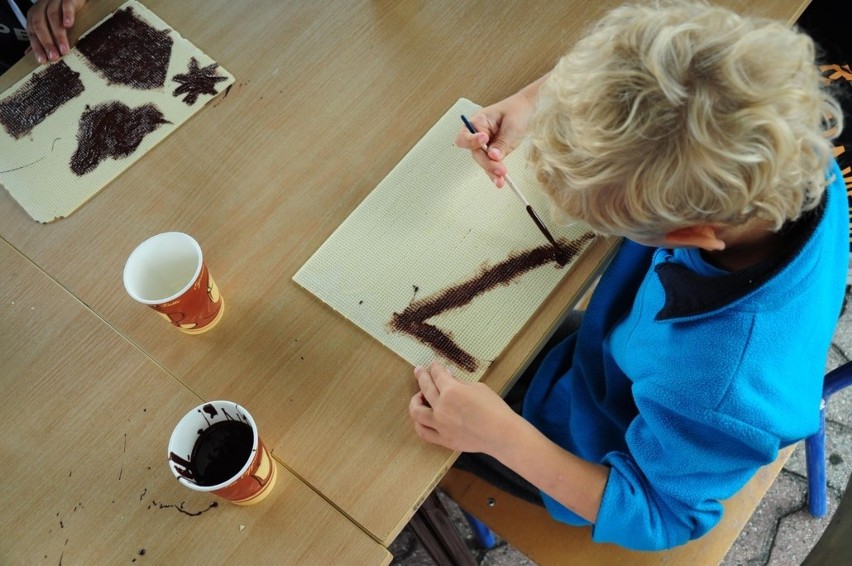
[460, 115, 562, 254]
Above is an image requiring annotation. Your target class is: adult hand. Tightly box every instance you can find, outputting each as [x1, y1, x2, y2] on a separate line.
[27, 0, 87, 64]
[409, 361, 518, 454]
[454, 75, 548, 188]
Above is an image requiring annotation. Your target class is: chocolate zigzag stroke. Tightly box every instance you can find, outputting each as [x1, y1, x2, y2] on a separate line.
[390, 233, 595, 372]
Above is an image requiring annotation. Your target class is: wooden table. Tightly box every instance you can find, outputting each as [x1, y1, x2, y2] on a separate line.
[0, 240, 390, 564]
[0, 0, 811, 560]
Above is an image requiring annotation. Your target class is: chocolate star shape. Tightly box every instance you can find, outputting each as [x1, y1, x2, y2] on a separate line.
[172, 58, 227, 105]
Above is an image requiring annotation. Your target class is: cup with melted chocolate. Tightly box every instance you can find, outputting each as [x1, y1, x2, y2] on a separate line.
[167, 401, 277, 505]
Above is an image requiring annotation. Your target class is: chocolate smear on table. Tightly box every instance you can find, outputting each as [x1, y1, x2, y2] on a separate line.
[150, 499, 218, 517]
[76, 6, 173, 89]
[70, 101, 170, 175]
[172, 57, 228, 105]
[0, 61, 84, 139]
[390, 233, 595, 372]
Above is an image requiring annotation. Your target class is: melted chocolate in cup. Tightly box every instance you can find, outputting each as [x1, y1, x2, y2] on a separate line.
[190, 421, 253, 487]
[390, 233, 595, 372]
[168, 401, 277, 506]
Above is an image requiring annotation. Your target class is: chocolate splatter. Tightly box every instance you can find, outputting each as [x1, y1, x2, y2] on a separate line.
[0, 62, 84, 139]
[118, 432, 127, 480]
[150, 499, 218, 517]
[70, 101, 170, 175]
[76, 6, 173, 89]
[172, 57, 227, 105]
[390, 233, 595, 371]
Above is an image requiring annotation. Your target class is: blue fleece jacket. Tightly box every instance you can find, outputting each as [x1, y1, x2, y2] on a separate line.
[522, 160, 848, 550]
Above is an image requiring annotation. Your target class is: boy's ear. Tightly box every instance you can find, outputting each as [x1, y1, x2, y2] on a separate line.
[663, 225, 726, 251]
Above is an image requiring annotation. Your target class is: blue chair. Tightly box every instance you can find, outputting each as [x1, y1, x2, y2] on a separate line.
[461, 359, 852, 549]
[806, 360, 852, 517]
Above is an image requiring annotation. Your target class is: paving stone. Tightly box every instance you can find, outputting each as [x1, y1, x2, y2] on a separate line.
[389, 528, 436, 565]
[479, 543, 535, 566]
[723, 471, 806, 566]
[767, 498, 839, 566]
[826, 385, 852, 428]
[830, 296, 852, 360]
[785, 423, 852, 498]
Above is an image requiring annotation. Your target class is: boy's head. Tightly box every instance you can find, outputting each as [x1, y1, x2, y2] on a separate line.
[527, 0, 842, 242]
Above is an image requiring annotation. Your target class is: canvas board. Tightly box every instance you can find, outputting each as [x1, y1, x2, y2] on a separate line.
[294, 98, 596, 382]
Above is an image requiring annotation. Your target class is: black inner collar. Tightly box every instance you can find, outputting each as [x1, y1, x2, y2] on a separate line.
[654, 194, 826, 320]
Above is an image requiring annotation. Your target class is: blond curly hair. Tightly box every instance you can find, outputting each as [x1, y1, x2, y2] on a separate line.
[527, 1, 843, 238]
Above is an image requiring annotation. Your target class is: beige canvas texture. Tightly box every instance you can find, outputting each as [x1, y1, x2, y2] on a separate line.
[0, 0, 234, 223]
[293, 98, 596, 382]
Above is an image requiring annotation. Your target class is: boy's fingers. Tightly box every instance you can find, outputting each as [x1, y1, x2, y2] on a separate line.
[46, 1, 70, 55]
[29, 40, 47, 64]
[409, 394, 436, 427]
[426, 361, 457, 388]
[28, 5, 58, 61]
[413, 421, 441, 444]
[26, 19, 48, 64]
[62, 0, 76, 27]
[414, 365, 441, 405]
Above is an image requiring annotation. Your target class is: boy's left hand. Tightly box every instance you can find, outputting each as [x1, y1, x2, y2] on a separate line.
[409, 361, 518, 454]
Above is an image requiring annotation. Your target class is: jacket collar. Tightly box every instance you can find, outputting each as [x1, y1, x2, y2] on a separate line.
[653, 195, 825, 321]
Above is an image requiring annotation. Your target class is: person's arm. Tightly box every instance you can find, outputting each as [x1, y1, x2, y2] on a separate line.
[409, 361, 608, 522]
[454, 75, 549, 189]
[27, 0, 87, 63]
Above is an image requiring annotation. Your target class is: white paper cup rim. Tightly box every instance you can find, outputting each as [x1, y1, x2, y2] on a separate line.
[123, 232, 203, 305]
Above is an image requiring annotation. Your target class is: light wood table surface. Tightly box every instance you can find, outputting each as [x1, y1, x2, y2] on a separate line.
[0, 0, 811, 551]
[0, 240, 390, 564]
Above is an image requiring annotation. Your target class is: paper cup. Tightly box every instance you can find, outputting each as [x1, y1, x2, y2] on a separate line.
[123, 232, 224, 334]
[167, 401, 277, 506]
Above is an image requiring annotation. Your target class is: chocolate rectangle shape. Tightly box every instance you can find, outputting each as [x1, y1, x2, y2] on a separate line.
[0, 62, 85, 139]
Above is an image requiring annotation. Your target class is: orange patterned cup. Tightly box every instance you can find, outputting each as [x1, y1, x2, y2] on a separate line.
[123, 232, 224, 334]
[168, 401, 277, 506]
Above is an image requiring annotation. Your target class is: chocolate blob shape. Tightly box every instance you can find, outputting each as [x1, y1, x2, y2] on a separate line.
[390, 233, 596, 372]
[70, 101, 170, 176]
[0, 61, 85, 139]
[77, 6, 173, 89]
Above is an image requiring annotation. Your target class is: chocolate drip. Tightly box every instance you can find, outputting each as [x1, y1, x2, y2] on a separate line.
[390, 233, 595, 371]
[70, 101, 170, 175]
[169, 451, 194, 480]
[77, 6, 173, 89]
[0, 62, 84, 139]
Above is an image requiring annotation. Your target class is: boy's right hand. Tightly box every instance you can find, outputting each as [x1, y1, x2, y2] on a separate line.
[454, 75, 548, 188]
